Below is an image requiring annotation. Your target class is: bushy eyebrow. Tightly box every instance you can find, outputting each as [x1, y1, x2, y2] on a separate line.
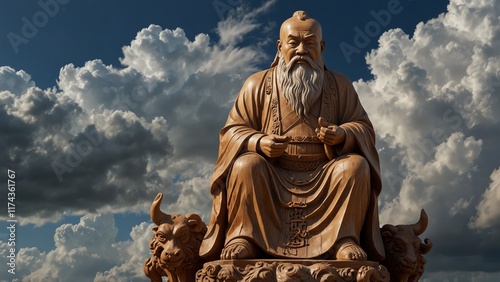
[286, 33, 318, 41]
[303, 33, 317, 40]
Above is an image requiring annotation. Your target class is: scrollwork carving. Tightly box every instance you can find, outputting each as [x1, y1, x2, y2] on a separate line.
[196, 261, 390, 282]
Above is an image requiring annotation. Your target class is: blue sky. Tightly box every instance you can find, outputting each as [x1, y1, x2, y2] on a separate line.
[1, 0, 500, 281]
[1, 0, 448, 87]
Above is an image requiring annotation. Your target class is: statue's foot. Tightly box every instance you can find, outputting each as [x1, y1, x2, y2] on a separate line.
[221, 238, 258, 259]
[334, 238, 367, 261]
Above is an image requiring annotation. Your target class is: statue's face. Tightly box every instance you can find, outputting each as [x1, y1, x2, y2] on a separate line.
[278, 20, 324, 65]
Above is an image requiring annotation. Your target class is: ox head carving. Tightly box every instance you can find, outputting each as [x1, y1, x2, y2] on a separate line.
[381, 209, 433, 282]
[145, 192, 207, 282]
[150, 193, 204, 233]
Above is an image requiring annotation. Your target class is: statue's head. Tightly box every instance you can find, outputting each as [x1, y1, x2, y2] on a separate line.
[277, 11, 325, 66]
[276, 11, 325, 118]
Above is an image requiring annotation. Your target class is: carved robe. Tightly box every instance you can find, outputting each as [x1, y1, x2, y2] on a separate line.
[200, 67, 385, 261]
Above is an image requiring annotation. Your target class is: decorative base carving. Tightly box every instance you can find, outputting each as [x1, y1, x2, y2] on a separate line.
[196, 260, 390, 282]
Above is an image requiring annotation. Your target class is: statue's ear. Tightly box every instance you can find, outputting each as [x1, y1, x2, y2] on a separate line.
[277, 39, 282, 52]
[320, 40, 325, 53]
[186, 213, 203, 233]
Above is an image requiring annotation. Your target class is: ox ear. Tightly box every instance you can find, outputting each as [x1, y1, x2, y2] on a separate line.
[186, 213, 204, 233]
[420, 238, 433, 255]
[381, 224, 398, 234]
[380, 224, 398, 242]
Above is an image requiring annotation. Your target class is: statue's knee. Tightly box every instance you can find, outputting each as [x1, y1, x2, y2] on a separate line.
[228, 154, 268, 195]
[351, 155, 370, 176]
[232, 153, 267, 174]
[338, 154, 370, 178]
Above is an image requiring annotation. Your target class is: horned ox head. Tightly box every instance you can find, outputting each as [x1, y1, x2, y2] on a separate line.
[147, 193, 207, 277]
[381, 209, 433, 282]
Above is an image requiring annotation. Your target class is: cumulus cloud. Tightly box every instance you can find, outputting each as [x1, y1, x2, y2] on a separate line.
[0, 1, 276, 226]
[0, 67, 35, 94]
[94, 221, 154, 282]
[353, 0, 500, 275]
[470, 167, 500, 229]
[0, 214, 153, 282]
[20, 214, 120, 281]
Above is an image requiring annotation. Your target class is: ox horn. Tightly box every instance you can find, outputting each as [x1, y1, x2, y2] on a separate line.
[412, 209, 428, 236]
[150, 193, 169, 225]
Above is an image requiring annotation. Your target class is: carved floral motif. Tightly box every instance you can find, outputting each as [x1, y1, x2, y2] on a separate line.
[195, 261, 390, 282]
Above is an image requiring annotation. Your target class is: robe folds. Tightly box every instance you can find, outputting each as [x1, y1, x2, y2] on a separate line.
[199, 66, 385, 261]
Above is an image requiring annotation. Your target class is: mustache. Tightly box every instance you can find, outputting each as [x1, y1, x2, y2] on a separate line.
[286, 55, 316, 69]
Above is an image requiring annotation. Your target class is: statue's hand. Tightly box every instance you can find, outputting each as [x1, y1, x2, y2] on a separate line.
[315, 117, 346, 146]
[258, 135, 290, 158]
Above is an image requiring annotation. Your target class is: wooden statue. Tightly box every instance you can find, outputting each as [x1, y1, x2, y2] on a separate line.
[144, 11, 432, 282]
[202, 10, 384, 262]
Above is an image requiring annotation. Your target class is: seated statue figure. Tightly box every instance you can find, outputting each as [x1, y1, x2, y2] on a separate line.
[200, 10, 385, 262]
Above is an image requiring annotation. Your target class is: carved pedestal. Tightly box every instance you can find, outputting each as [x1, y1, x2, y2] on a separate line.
[196, 260, 390, 282]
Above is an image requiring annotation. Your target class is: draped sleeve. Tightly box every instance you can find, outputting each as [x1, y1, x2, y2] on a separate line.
[329, 71, 385, 260]
[200, 69, 271, 259]
[331, 71, 382, 195]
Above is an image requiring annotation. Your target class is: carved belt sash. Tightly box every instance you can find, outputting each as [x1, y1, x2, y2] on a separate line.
[277, 153, 327, 171]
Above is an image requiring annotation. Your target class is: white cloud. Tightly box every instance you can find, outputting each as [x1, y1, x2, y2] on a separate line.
[167, 175, 213, 222]
[216, 0, 276, 46]
[449, 197, 473, 216]
[426, 132, 482, 176]
[0, 214, 153, 282]
[356, 0, 499, 220]
[0, 66, 35, 95]
[94, 221, 154, 282]
[469, 167, 500, 229]
[353, 0, 500, 274]
[18, 214, 120, 282]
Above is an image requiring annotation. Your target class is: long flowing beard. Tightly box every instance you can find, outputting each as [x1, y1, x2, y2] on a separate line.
[277, 53, 324, 118]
